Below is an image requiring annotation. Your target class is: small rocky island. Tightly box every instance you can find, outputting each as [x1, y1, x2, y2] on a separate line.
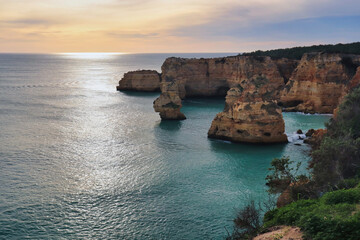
[117, 49, 360, 144]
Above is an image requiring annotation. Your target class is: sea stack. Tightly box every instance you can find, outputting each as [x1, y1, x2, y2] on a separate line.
[208, 100, 288, 143]
[153, 82, 186, 120]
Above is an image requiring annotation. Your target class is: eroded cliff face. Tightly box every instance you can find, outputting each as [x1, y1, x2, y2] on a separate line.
[153, 55, 293, 143]
[208, 100, 288, 143]
[122, 52, 360, 144]
[154, 56, 296, 118]
[280, 53, 360, 113]
[153, 82, 186, 120]
[117, 70, 161, 92]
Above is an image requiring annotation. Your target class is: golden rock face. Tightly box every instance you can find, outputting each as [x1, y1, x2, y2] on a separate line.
[279, 53, 360, 113]
[208, 101, 288, 143]
[117, 70, 161, 92]
[154, 56, 294, 142]
[150, 53, 360, 143]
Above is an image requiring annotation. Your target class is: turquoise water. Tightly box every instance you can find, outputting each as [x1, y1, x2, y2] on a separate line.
[0, 53, 331, 239]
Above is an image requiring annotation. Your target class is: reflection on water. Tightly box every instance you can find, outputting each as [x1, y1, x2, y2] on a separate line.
[0, 53, 331, 239]
[157, 121, 183, 131]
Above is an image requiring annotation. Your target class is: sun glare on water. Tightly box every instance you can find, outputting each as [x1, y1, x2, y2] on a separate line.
[59, 52, 126, 59]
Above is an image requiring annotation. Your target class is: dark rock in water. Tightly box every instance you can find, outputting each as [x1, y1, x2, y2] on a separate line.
[304, 129, 327, 146]
[298, 136, 304, 140]
[297, 129, 303, 134]
[294, 143, 302, 146]
[305, 129, 316, 137]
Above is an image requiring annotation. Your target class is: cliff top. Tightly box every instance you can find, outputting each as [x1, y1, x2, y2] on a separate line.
[241, 42, 360, 60]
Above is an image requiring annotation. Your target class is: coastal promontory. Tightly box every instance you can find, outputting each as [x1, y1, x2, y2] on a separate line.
[116, 70, 161, 92]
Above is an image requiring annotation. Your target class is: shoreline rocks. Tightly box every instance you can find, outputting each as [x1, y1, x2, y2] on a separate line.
[304, 129, 327, 146]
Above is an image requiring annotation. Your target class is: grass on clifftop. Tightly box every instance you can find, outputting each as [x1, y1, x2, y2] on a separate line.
[241, 42, 360, 60]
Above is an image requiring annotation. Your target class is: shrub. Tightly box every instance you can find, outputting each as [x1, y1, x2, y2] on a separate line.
[310, 86, 360, 189]
[265, 157, 316, 203]
[336, 178, 360, 190]
[228, 201, 262, 240]
[322, 188, 360, 205]
[265, 157, 300, 194]
[263, 187, 360, 240]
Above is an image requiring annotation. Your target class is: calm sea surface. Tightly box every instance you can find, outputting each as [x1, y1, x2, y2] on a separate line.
[0, 53, 331, 239]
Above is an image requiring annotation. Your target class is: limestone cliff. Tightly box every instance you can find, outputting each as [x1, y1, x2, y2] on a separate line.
[280, 53, 360, 113]
[153, 55, 294, 143]
[117, 70, 160, 92]
[208, 100, 287, 143]
[153, 56, 296, 118]
[349, 66, 360, 91]
[153, 82, 186, 120]
[118, 52, 360, 144]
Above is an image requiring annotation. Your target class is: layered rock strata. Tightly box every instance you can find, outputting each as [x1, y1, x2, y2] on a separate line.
[116, 70, 160, 92]
[280, 53, 360, 113]
[208, 100, 288, 143]
[153, 56, 297, 118]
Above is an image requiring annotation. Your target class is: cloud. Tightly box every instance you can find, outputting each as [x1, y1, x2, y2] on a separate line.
[0, 0, 360, 52]
[3, 18, 61, 26]
[164, 0, 360, 47]
[107, 32, 159, 39]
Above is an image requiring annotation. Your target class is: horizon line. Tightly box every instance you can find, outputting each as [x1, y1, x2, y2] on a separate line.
[0, 51, 241, 54]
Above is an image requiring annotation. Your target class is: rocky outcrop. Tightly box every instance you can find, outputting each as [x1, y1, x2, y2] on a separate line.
[153, 56, 298, 117]
[280, 53, 360, 113]
[117, 70, 160, 92]
[208, 100, 288, 143]
[254, 226, 303, 240]
[348, 66, 360, 89]
[304, 129, 327, 147]
[118, 52, 360, 144]
[204, 56, 291, 143]
[153, 82, 186, 120]
[153, 55, 295, 142]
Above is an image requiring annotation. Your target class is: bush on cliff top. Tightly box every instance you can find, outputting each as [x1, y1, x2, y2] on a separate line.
[241, 42, 360, 60]
[263, 187, 360, 240]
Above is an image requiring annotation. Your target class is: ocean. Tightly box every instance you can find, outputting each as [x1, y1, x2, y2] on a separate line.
[0, 53, 331, 239]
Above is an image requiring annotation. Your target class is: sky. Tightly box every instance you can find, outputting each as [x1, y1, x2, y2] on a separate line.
[0, 0, 359, 53]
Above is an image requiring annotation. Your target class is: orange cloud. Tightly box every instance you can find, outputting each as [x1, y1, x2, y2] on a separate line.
[0, 0, 359, 53]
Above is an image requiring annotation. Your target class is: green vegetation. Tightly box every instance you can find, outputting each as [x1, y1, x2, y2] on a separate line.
[265, 157, 315, 202]
[241, 42, 360, 60]
[227, 201, 262, 240]
[263, 187, 360, 240]
[311, 86, 360, 189]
